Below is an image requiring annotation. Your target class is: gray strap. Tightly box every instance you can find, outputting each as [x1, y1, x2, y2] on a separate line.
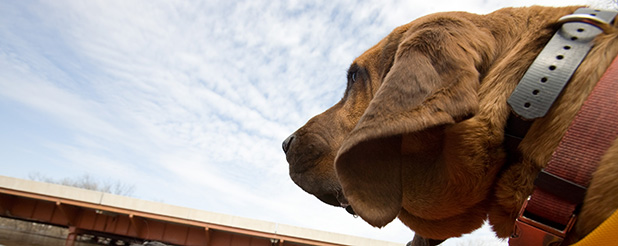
[508, 8, 618, 120]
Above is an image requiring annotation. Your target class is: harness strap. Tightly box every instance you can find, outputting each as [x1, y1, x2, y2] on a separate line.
[511, 55, 618, 246]
[528, 51, 618, 234]
[511, 48, 618, 246]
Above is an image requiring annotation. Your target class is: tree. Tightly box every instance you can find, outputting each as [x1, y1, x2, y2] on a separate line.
[28, 172, 136, 197]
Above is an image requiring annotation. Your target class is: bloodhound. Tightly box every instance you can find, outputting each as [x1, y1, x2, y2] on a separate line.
[282, 5, 618, 245]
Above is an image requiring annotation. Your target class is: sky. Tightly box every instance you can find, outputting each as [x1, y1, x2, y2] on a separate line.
[0, 0, 609, 245]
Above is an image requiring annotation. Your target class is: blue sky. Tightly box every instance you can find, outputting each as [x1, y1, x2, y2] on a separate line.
[0, 0, 604, 244]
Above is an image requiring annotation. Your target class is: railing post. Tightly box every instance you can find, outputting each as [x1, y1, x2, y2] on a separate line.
[66, 226, 77, 246]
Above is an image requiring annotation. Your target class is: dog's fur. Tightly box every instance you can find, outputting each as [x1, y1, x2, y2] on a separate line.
[283, 5, 618, 243]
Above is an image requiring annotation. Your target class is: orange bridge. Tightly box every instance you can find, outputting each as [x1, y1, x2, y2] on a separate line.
[0, 176, 399, 246]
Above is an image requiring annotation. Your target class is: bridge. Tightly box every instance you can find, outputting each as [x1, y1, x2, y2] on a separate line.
[0, 176, 400, 246]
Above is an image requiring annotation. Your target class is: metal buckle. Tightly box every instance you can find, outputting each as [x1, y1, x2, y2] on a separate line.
[509, 199, 577, 246]
[556, 13, 615, 34]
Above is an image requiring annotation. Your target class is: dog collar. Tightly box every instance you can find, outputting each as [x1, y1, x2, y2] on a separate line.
[508, 8, 617, 120]
[506, 7, 618, 246]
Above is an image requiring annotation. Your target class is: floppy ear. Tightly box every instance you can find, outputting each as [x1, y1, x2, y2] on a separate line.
[335, 19, 489, 228]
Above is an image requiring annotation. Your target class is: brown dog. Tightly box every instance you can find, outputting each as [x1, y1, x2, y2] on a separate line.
[282, 5, 618, 244]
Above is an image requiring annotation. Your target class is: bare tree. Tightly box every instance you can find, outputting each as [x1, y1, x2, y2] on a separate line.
[28, 172, 136, 196]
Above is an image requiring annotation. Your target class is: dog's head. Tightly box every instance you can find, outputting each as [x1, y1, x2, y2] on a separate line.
[283, 11, 513, 239]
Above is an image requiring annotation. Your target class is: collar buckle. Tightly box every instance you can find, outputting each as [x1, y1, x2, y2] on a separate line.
[510, 199, 577, 246]
[557, 13, 615, 34]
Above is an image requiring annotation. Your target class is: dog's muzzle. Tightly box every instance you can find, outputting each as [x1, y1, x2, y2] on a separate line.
[282, 133, 356, 216]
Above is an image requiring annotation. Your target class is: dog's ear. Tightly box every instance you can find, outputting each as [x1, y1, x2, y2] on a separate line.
[335, 17, 492, 228]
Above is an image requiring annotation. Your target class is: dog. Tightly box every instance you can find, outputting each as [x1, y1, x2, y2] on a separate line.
[282, 5, 618, 244]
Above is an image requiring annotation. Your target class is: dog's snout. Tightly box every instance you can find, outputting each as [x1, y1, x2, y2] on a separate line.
[282, 134, 296, 154]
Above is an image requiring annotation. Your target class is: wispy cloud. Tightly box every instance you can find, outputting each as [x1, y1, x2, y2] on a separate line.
[0, 0, 597, 244]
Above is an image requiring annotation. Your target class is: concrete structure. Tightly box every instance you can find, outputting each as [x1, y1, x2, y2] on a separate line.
[0, 176, 401, 246]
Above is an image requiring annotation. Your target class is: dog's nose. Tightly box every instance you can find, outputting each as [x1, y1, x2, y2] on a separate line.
[282, 134, 295, 154]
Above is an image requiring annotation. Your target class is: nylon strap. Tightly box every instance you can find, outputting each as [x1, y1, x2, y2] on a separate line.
[526, 53, 618, 229]
[508, 8, 617, 120]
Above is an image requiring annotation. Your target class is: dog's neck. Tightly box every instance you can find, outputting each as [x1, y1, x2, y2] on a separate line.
[503, 8, 618, 245]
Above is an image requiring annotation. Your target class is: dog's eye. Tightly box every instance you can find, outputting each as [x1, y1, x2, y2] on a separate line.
[343, 66, 362, 99]
[348, 69, 361, 84]
[346, 64, 363, 89]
